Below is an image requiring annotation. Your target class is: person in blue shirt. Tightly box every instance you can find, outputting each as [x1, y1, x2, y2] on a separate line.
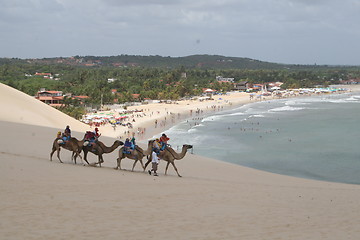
[124, 138, 133, 154]
[62, 125, 71, 142]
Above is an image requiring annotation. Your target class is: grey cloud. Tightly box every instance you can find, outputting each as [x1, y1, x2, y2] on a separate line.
[0, 0, 359, 64]
[101, 0, 185, 7]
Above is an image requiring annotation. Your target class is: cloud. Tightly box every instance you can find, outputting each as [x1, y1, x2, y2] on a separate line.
[102, 0, 184, 6]
[0, 0, 359, 64]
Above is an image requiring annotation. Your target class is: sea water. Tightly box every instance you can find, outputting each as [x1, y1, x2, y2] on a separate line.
[161, 91, 360, 184]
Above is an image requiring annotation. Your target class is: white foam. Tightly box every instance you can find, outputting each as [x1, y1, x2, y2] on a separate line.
[228, 112, 246, 116]
[269, 106, 305, 112]
[188, 128, 198, 133]
[191, 123, 205, 129]
[201, 113, 231, 122]
[285, 100, 310, 106]
[201, 115, 222, 122]
[250, 114, 265, 118]
[327, 97, 360, 103]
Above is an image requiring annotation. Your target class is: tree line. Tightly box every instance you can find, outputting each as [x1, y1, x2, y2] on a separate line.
[1, 61, 359, 118]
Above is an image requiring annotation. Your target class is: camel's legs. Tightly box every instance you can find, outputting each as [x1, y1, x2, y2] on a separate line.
[83, 150, 90, 165]
[131, 160, 138, 171]
[116, 157, 123, 170]
[50, 147, 56, 161]
[139, 159, 145, 171]
[72, 151, 77, 164]
[170, 161, 182, 177]
[97, 154, 104, 167]
[144, 159, 151, 169]
[76, 152, 85, 165]
[165, 161, 182, 177]
[73, 151, 83, 165]
[165, 162, 170, 175]
[56, 148, 63, 163]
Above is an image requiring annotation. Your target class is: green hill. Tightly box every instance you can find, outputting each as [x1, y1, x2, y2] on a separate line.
[2, 54, 355, 70]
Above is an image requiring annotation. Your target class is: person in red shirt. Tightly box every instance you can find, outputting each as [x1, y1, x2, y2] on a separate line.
[94, 128, 101, 138]
[84, 128, 101, 148]
[159, 133, 169, 150]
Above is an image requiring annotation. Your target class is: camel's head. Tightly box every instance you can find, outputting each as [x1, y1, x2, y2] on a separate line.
[116, 140, 124, 146]
[184, 144, 193, 149]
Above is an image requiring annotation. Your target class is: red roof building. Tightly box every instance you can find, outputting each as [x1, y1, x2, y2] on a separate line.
[35, 90, 64, 106]
[132, 94, 140, 99]
[35, 72, 52, 76]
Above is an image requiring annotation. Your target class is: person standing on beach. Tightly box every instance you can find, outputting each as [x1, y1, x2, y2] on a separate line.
[152, 139, 161, 154]
[148, 150, 160, 176]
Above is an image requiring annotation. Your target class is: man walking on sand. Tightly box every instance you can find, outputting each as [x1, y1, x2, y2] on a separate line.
[148, 149, 160, 176]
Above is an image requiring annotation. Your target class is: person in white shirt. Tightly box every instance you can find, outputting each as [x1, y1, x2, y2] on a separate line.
[148, 150, 160, 176]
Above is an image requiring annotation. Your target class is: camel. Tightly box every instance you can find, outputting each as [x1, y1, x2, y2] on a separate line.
[50, 137, 83, 164]
[144, 140, 193, 177]
[82, 140, 123, 167]
[116, 142, 153, 171]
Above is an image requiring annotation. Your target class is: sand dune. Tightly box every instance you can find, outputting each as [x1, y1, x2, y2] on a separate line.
[1, 83, 360, 240]
[0, 83, 89, 132]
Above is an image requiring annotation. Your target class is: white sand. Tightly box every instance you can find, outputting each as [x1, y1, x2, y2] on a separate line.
[1, 82, 360, 240]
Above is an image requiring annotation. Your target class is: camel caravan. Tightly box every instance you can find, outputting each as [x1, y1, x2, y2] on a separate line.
[50, 128, 193, 177]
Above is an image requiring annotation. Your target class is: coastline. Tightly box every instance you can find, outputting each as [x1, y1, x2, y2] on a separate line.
[95, 91, 252, 141]
[98, 84, 360, 142]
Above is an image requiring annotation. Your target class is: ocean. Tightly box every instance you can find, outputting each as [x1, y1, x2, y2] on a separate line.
[161, 91, 360, 184]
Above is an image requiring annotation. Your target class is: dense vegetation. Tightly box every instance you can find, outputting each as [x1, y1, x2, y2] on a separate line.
[1, 55, 359, 119]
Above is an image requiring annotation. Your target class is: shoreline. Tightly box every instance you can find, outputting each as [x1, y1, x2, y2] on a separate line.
[98, 84, 360, 143]
[94, 91, 251, 141]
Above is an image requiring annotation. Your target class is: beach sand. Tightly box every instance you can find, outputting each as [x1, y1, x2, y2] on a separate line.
[1, 82, 360, 240]
[93, 90, 270, 142]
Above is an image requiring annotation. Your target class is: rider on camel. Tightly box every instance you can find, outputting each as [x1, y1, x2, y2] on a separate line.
[159, 133, 170, 151]
[84, 127, 101, 148]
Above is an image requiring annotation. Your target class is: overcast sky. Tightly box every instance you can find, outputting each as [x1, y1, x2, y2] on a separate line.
[1, 0, 359, 65]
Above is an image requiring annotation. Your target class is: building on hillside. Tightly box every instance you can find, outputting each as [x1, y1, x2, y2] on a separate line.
[72, 95, 89, 105]
[216, 76, 235, 83]
[35, 72, 52, 76]
[35, 89, 63, 107]
[132, 94, 141, 100]
[35, 89, 89, 107]
[35, 72, 54, 79]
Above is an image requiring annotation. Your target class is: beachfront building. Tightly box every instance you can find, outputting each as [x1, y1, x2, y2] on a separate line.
[340, 79, 360, 85]
[35, 89, 64, 107]
[35, 89, 89, 107]
[233, 81, 249, 91]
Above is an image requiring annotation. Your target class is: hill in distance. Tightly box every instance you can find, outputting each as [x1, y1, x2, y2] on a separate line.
[0, 54, 356, 70]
